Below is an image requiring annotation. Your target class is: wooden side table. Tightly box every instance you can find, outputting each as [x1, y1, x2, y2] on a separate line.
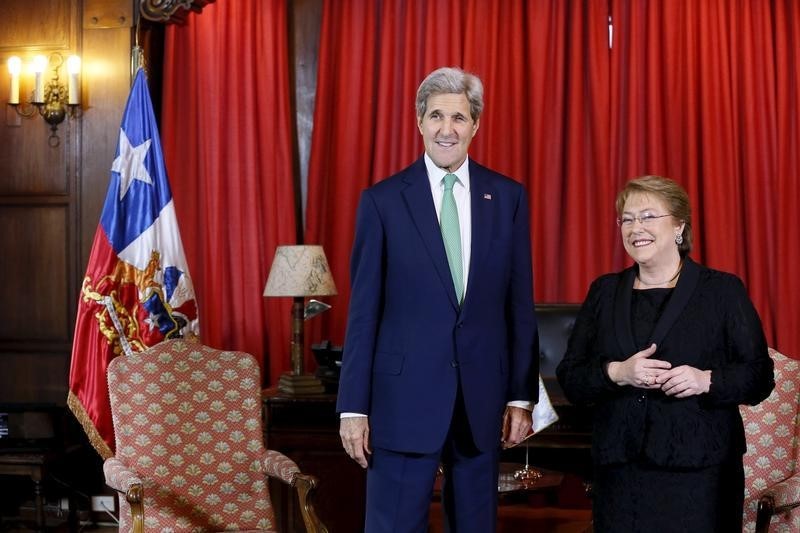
[0, 452, 49, 531]
[0, 449, 78, 532]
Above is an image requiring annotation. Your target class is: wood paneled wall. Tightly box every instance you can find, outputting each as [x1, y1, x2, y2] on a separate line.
[0, 0, 133, 405]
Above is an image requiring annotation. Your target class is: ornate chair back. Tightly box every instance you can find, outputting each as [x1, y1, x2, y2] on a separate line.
[107, 339, 278, 531]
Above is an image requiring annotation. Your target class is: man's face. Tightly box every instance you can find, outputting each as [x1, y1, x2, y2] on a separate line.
[417, 92, 479, 171]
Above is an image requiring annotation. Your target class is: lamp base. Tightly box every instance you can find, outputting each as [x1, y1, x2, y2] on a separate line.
[278, 373, 326, 395]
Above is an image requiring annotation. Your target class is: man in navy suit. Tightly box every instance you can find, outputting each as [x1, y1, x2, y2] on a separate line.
[337, 67, 539, 533]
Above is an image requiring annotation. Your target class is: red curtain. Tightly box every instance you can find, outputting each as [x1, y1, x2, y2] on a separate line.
[306, 0, 800, 359]
[610, 0, 800, 356]
[160, 0, 297, 383]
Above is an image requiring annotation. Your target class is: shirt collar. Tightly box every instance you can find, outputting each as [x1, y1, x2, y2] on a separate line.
[424, 153, 471, 192]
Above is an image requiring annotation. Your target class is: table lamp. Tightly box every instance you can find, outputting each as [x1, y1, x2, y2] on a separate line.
[264, 245, 337, 394]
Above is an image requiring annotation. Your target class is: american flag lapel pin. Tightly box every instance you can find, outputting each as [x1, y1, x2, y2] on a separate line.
[483, 193, 492, 200]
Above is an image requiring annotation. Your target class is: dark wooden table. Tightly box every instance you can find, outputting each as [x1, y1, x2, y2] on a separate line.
[0, 451, 50, 531]
[0, 448, 78, 532]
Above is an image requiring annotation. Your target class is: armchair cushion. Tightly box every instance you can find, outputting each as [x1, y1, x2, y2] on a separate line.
[103, 456, 143, 492]
[261, 449, 300, 484]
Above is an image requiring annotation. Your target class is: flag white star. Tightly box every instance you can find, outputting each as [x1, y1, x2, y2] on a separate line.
[144, 311, 160, 332]
[111, 128, 153, 200]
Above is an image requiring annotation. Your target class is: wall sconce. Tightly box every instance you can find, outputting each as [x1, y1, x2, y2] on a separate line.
[7, 52, 81, 147]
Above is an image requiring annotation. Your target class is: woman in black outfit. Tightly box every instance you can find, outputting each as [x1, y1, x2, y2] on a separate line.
[556, 176, 774, 532]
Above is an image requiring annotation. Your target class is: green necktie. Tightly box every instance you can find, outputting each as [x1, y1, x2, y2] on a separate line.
[440, 173, 464, 304]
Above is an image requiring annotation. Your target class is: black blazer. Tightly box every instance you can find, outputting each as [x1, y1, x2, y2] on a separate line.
[556, 258, 774, 468]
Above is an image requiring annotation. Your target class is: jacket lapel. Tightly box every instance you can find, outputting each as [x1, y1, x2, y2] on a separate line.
[614, 267, 638, 357]
[464, 162, 496, 308]
[648, 257, 700, 346]
[401, 158, 460, 310]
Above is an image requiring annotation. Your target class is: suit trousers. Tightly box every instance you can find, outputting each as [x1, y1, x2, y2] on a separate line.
[364, 385, 500, 533]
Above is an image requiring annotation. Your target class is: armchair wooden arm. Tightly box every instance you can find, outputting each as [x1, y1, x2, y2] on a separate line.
[105, 454, 327, 533]
[102, 457, 144, 533]
[261, 450, 328, 532]
[293, 472, 328, 533]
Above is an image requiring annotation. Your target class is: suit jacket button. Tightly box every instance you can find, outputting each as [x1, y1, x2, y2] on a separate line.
[637, 394, 646, 402]
[451, 360, 459, 368]
[457, 322, 464, 328]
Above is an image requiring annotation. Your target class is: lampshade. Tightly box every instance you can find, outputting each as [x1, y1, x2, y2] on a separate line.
[264, 245, 337, 297]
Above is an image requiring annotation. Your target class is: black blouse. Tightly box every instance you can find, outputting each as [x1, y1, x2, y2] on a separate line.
[631, 288, 672, 349]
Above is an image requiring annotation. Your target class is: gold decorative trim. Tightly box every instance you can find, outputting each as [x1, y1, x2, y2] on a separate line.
[67, 390, 113, 460]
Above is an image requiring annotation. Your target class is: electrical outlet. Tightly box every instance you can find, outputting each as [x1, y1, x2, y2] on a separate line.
[60, 497, 70, 511]
[91, 495, 115, 513]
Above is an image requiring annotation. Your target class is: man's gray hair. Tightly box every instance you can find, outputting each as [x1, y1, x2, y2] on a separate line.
[415, 67, 484, 122]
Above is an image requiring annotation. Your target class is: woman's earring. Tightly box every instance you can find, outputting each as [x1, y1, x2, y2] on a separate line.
[675, 233, 684, 245]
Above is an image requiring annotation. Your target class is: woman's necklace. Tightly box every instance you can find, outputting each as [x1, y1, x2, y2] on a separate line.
[637, 261, 683, 288]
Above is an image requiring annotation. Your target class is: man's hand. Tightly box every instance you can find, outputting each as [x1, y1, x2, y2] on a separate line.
[339, 417, 371, 468]
[501, 406, 532, 449]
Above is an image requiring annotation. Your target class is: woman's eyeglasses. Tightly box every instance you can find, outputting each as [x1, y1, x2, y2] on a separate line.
[617, 212, 671, 227]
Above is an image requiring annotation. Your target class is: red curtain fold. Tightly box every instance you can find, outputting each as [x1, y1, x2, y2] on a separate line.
[160, 0, 297, 383]
[773, 0, 800, 355]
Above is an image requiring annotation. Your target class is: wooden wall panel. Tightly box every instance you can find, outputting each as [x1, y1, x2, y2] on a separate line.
[0, 352, 71, 403]
[83, 0, 132, 29]
[0, 0, 75, 51]
[0, 114, 72, 195]
[0, 204, 70, 341]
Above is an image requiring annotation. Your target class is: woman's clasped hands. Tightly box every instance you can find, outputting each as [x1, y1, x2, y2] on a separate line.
[606, 343, 712, 397]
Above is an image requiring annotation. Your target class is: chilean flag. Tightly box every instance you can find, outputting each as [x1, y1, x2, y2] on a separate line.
[67, 69, 199, 458]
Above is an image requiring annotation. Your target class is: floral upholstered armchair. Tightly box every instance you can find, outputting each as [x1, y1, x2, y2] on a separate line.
[741, 348, 800, 532]
[103, 339, 327, 532]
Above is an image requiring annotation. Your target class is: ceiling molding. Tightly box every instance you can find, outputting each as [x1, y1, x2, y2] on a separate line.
[139, 0, 216, 24]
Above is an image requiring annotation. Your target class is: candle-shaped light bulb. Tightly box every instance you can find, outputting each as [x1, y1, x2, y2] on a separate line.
[66, 55, 80, 105]
[32, 55, 47, 104]
[7, 56, 21, 105]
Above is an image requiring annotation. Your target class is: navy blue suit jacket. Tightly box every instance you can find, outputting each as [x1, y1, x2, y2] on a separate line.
[336, 157, 538, 454]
